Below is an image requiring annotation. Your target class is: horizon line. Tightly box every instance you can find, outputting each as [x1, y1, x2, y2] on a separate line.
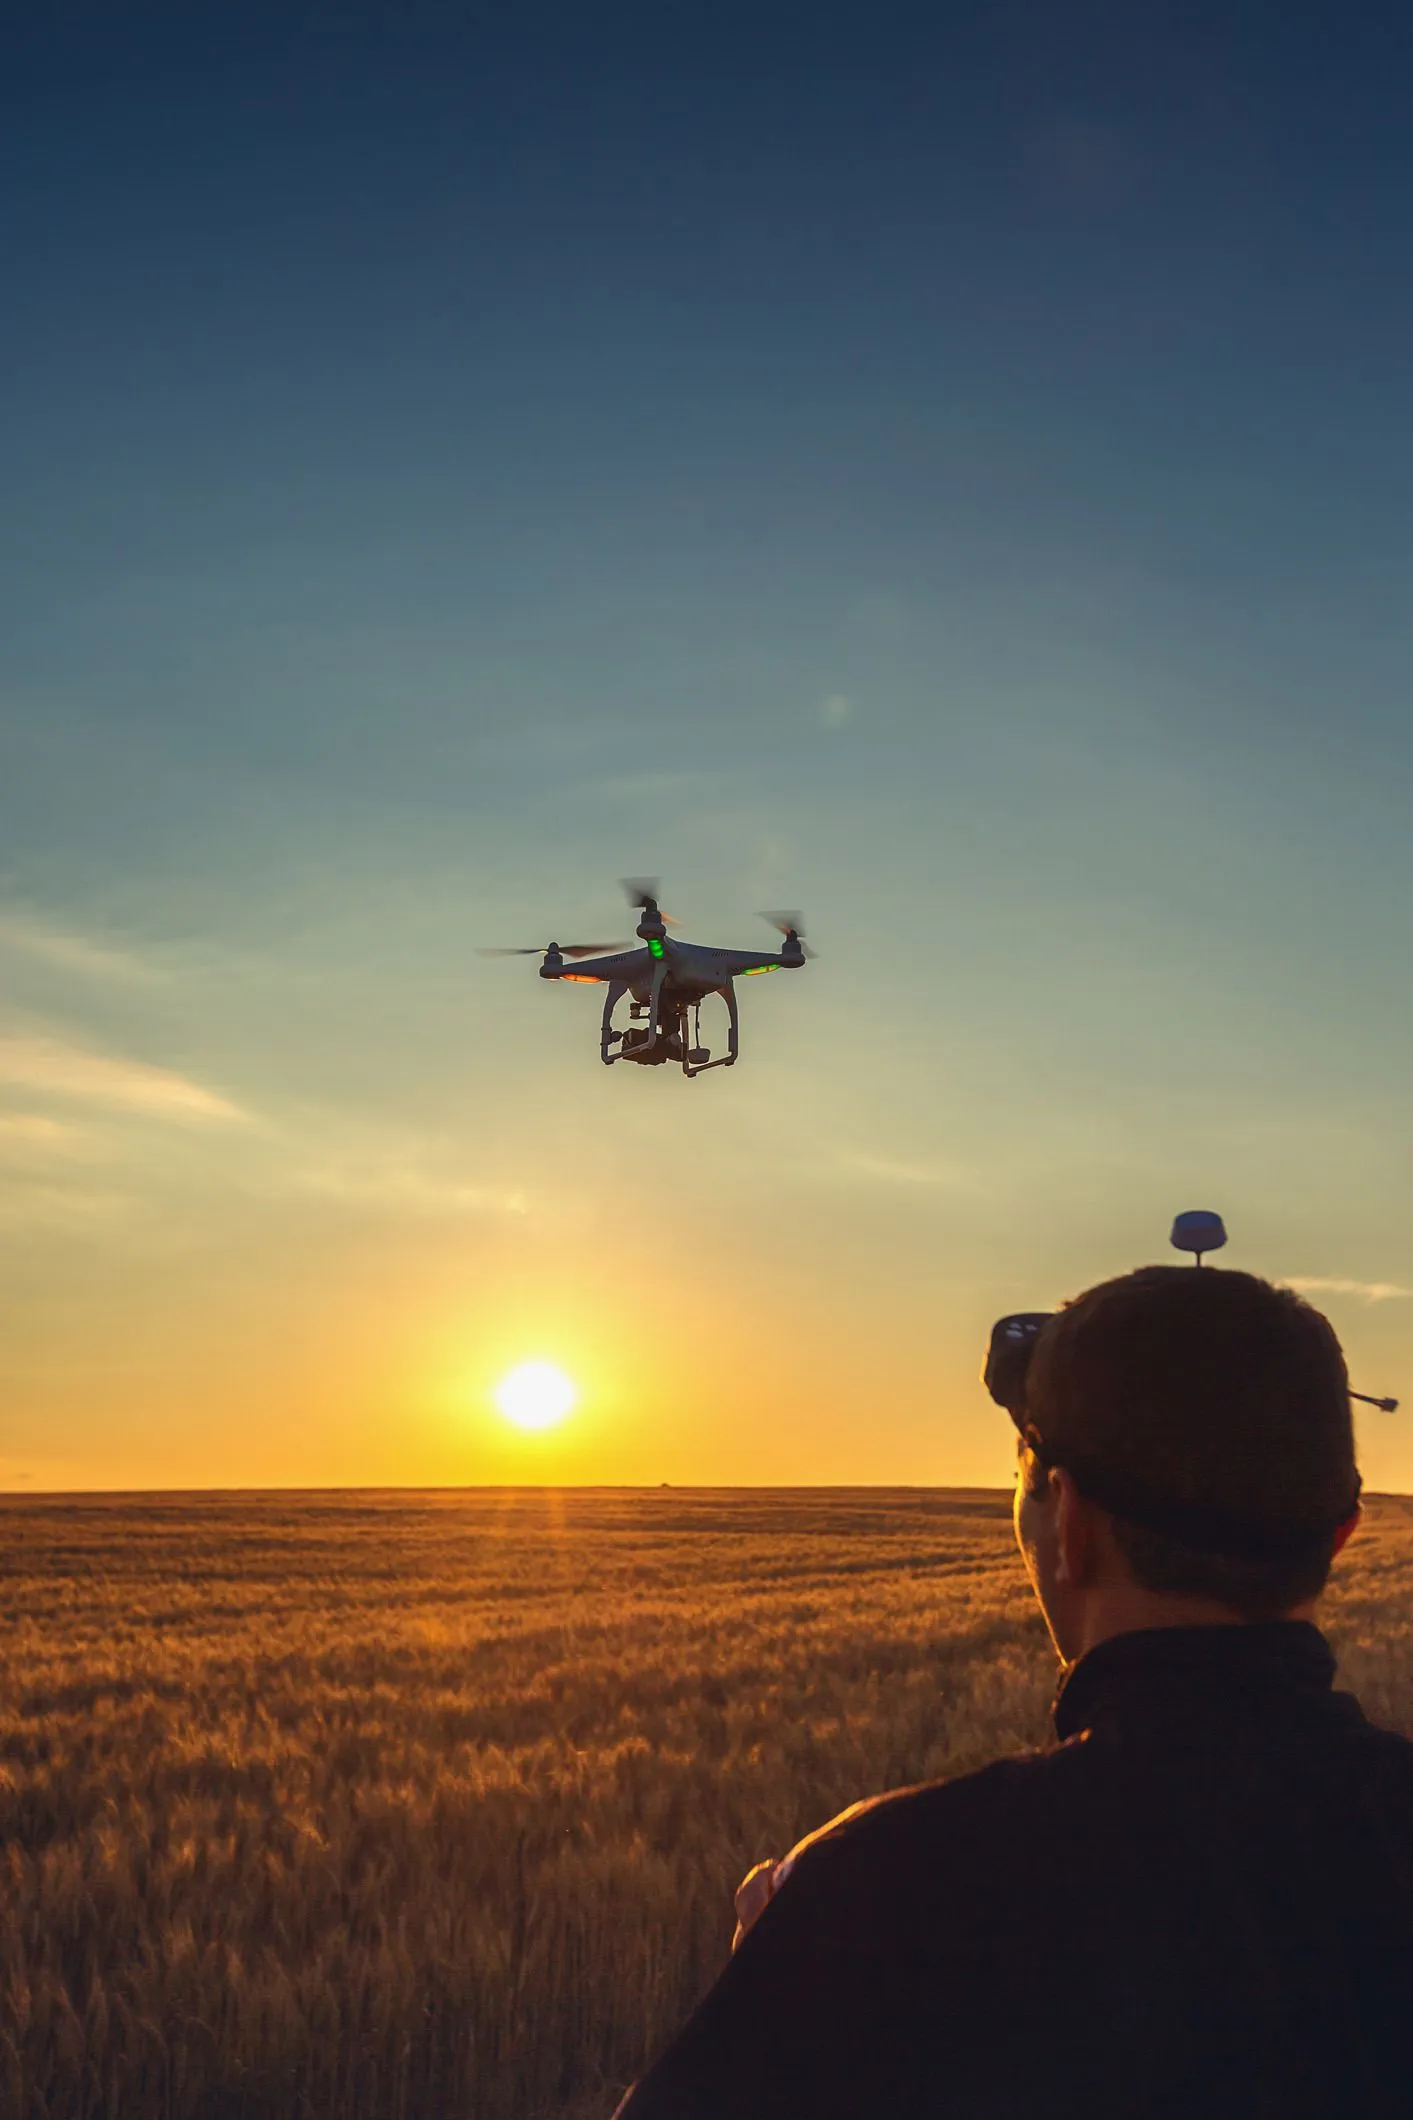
[2, 1481, 1412, 1503]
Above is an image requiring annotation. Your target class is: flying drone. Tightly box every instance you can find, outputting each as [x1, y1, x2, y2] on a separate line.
[480, 879, 811, 1075]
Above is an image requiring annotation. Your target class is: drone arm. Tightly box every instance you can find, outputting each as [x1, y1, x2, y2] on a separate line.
[644, 955, 669, 1050]
[710, 950, 789, 977]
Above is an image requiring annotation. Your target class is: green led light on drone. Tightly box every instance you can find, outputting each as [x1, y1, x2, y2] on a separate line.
[648, 937, 666, 959]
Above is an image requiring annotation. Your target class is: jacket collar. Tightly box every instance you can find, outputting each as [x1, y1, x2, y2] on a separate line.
[1052, 1620, 1348, 1743]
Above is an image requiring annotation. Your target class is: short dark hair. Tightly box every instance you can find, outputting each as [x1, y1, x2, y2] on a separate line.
[1024, 1267, 1358, 1619]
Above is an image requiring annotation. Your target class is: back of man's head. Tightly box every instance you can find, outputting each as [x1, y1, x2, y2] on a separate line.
[1025, 1266, 1358, 1619]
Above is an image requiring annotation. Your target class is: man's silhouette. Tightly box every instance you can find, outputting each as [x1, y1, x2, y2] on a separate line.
[613, 1267, 1413, 2118]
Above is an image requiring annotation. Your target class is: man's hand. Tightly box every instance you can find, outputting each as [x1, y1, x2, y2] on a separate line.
[733, 1856, 784, 1950]
[615, 1854, 792, 2110]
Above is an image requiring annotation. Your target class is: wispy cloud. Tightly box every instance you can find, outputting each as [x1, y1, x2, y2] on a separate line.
[293, 1158, 528, 1219]
[1286, 1277, 1413, 1305]
[0, 1113, 74, 1143]
[0, 1178, 130, 1233]
[0, 910, 164, 985]
[843, 1150, 978, 1191]
[0, 1036, 243, 1122]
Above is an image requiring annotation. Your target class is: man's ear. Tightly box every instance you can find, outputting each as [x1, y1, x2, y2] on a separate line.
[1051, 1467, 1098, 1590]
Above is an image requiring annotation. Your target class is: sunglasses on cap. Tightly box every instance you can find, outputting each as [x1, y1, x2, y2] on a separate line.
[980, 1306, 1388, 1561]
[983, 1310, 1398, 1422]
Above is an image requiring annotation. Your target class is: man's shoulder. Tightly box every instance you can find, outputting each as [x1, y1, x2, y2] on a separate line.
[808, 1744, 1064, 1839]
[774, 1691, 1413, 1905]
[774, 1739, 1085, 1907]
[1343, 1708, 1413, 1781]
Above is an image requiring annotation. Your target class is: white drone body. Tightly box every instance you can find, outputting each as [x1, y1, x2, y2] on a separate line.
[481, 881, 810, 1076]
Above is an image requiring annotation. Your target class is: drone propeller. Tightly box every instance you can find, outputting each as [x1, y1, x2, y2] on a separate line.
[621, 877, 678, 924]
[761, 911, 817, 958]
[478, 942, 625, 959]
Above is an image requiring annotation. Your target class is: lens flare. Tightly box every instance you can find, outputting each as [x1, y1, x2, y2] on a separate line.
[494, 1361, 578, 1433]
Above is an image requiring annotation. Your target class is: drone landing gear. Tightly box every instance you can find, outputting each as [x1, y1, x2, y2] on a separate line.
[682, 988, 738, 1076]
[599, 981, 739, 1073]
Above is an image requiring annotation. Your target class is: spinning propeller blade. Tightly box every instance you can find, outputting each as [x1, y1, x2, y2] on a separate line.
[621, 878, 678, 924]
[478, 942, 626, 958]
[761, 911, 817, 958]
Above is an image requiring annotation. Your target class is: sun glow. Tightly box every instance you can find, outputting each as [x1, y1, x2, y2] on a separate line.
[493, 1361, 579, 1433]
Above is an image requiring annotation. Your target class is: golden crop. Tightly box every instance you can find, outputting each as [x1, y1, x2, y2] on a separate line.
[3, 1488, 1411, 2119]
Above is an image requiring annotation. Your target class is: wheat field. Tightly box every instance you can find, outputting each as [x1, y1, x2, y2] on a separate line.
[4, 1487, 1412, 2120]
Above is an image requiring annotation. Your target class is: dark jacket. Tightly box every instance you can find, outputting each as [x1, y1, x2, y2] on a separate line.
[616, 1623, 1413, 2118]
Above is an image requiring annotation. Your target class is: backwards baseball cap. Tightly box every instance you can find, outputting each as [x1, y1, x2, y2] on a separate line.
[984, 1266, 1363, 1563]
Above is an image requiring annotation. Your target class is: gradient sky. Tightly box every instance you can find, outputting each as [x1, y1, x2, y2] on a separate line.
[4, 3, 1413, 1491]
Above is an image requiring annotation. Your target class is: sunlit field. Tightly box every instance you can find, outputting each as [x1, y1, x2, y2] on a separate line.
[4, 1489, 1413, 2120]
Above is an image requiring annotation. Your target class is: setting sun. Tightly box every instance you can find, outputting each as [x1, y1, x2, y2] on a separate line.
[493, 1361, 579, 1433]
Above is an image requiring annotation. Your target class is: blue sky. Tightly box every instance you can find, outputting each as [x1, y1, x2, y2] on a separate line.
[3, 3, 1413, 1489]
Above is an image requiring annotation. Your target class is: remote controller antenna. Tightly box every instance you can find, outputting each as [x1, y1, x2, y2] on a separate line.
[1171, 1210, 1228, 1266]
[1168, 1210, 1397, 1411]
